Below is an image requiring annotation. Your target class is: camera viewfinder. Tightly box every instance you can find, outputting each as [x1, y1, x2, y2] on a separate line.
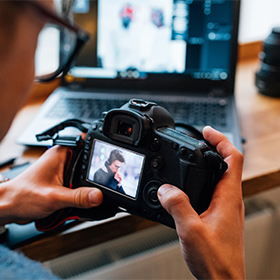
[118, 121, 133, 137]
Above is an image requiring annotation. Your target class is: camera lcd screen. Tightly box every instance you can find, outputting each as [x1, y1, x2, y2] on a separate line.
[87, 140, 145, 199]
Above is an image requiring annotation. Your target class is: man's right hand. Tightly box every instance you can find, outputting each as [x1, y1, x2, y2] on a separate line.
[114, 171, 123, 184]
[158, 126, 245, 279]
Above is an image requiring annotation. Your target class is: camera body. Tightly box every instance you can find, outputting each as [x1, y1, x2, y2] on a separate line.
[67, 99, 227, 228]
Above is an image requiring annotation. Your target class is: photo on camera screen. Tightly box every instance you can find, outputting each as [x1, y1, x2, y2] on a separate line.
[87, 140, 145, 199]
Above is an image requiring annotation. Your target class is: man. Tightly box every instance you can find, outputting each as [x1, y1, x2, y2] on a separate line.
[94, 149, 126, 194]
[0, 0, 103, 227]
[0, 1, 103, 278]
[0, 1, 245, 279]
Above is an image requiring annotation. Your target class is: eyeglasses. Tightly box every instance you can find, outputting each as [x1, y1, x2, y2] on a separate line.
[25, 1, 90, 83]
[113, 163, 122, 169]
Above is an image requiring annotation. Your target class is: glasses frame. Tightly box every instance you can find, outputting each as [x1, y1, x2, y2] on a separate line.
[25, 0, 90, 82]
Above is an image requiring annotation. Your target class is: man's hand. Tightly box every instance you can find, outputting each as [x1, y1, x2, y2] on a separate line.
[0, 145, 103, 226]
[114, 171, 123, 184]
[158, 126, 245, 279]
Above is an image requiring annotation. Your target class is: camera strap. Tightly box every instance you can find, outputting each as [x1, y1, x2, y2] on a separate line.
[36, 118, 91, 146]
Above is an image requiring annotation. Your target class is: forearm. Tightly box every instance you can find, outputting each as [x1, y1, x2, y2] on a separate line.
[0, 179, 33, 226]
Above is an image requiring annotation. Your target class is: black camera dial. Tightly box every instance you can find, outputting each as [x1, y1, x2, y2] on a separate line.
[129, 99, 156, 110]
[143, 180, 163, 210]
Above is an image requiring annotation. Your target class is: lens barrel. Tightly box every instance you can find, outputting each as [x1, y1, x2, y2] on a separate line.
[256, 27, 280, 97]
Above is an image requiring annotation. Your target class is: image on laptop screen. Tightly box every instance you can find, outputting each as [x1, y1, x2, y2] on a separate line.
[97, 0, 185, 75]
[69, 0, 236, 86]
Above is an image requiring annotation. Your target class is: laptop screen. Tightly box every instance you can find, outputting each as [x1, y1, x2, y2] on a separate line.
[65, 0, 240, 94]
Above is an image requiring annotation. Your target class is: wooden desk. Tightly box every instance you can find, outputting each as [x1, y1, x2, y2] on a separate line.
[235, 59, 280, 196]
[1, 58, 280, 261]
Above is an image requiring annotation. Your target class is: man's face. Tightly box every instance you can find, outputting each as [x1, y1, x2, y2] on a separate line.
[109, 160, 123, 174]
[0, 1, 54, 141]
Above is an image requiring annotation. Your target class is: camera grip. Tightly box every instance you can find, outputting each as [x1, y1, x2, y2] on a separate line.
[180, 150, 227, 214]
[35, 148, 120, 232]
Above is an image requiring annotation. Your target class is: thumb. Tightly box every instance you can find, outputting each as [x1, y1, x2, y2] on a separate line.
[158, 184, 199, 227]
[54, 187, 103, 209]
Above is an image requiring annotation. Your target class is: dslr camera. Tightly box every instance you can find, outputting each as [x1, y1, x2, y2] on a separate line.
[35, 99, 227, 230]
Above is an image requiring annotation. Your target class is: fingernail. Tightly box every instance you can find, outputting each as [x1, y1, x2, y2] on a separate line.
[203, 125, 212, 133]
[157, 184, 174, 198]
[88, 189, 101, 205]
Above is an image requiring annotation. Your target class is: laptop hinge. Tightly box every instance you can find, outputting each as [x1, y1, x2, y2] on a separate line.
[209, 88, 227, 97]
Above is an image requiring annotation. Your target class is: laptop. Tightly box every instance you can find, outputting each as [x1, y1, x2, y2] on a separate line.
[17, 0, 242, 151]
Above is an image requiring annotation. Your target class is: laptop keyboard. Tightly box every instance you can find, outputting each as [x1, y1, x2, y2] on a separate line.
[46, 98, 126, 120]
[46, 97, 228, 127]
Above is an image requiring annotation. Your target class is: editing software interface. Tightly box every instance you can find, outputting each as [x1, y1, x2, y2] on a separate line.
[71, 0, 235, 81]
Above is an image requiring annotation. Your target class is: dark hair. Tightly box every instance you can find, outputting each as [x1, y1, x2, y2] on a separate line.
[107, 149, 125, 165]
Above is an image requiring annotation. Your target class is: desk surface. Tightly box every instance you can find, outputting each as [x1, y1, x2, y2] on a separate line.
[1, 58, 280, 261]
[235, 59, 280, 196]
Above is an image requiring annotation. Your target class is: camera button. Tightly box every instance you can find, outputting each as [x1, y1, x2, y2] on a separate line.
[151, 156, 163, 170]
[83, 153, 88, 161]
[171, 142, 179, 151]
[179, 147, 188, 156]
[188, 153, 196, 162]
[151, 158, 159, 169]
[149, 138, 160, 152]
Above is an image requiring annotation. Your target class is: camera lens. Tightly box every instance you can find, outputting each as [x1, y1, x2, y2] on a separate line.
[118, 121, 133, 136]
[255, 27, 280, 97]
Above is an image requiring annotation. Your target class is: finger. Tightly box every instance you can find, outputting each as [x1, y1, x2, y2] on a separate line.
[80, 132, 87, 140]
[202, 126, 243, 179]
[35, 145, 68, 178]
[53, 187, 103, 209]
[202, 126, 243, 204]
[203, 126, 243, 159]
[42, 145, 68, 160]
[158, 184, 199, 227]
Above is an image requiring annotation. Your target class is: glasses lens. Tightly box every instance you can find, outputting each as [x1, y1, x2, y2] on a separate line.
[35, 23, 77, 81]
